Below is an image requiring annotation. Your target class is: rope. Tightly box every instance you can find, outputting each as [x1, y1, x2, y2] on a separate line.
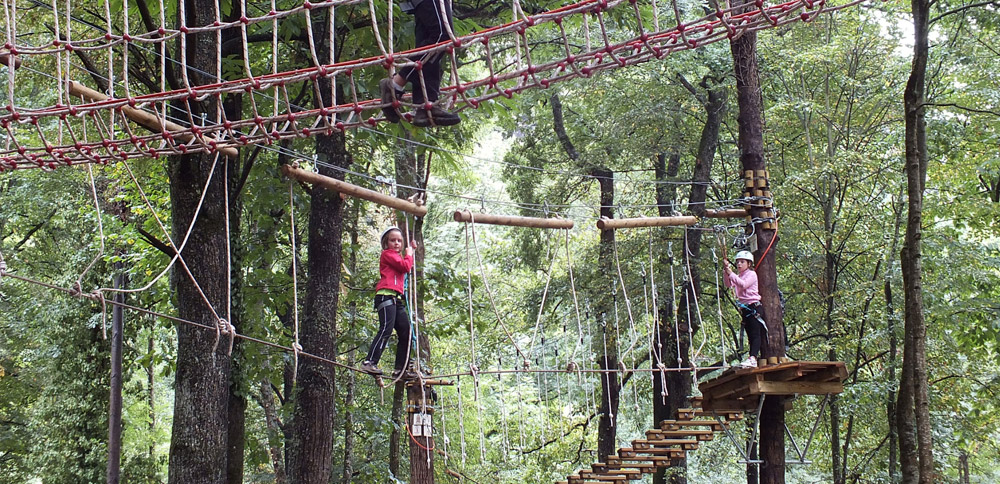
[2, 0, 863, 169]
[712, 247, 730, 368]
[465, 216, 528, 367]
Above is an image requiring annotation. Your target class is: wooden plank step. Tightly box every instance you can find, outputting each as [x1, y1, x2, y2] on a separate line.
[659, 420, 726, 431]
[580, 468, 640, 479]
[606, 455, 678, 465]
[646, 428, 715, 441]
[567, 474, 628, 483]
[593, 461, 658, 472]
[618, 447, 688, 458]
[632, 438, 700, 450]
[676, 407, 744, 421]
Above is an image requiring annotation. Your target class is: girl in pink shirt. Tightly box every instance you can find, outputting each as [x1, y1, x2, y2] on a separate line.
[361, 227, 415, 378]
[724, 251, 768, 368]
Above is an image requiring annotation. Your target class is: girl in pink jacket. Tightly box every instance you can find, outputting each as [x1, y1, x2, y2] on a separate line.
[724, 250, 767, 368]
[361, 227, 415, 377]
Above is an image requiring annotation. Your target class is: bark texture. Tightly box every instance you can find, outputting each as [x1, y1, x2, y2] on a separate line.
[165, 1, 233, 473]
[898, 0, 934, 481]
[729, 8, 786, 483]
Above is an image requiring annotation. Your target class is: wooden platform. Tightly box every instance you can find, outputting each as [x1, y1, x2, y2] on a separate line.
[698, 361, 847, 412]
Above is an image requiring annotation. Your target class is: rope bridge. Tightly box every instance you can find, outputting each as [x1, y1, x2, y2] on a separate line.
[0, 0, 864, 170]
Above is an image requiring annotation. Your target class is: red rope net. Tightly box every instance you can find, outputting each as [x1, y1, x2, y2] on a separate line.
[0, 0, 864, 171]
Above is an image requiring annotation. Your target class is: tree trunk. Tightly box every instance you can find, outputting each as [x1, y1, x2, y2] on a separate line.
[653, 152, 680, 484]
[729, 5, 785, 482]
[258, 380, 287, 484]
[898, 0, 933, 481]
[286, 6, 349, 482]
[165, 6, 233, 472]
[285, 129, 347, 483]
[593, 167, 621, 463]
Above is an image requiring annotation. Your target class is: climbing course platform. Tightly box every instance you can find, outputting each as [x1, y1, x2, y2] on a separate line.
[555, 362, 847, 483]
[699, 360, 847, 412]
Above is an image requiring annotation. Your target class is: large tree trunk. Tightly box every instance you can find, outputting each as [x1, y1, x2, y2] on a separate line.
[285, 129, 347, 483]
[898, 0, 933, 481]
[166, 3, 233, 478]
[654, 78, 724, 484]
[220, 12, 248, 483]
[286, 6, 349, 482]
[729, 5, 786, 483]
[653, 151, 680, 484]
[594, 167, 621, 463]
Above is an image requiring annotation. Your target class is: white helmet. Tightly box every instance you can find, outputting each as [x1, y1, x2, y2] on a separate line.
[380, 226, 402, 246]
[734, 250, 754, 264]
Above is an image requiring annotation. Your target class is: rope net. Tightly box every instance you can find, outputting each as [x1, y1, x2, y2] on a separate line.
[0, 0, 863, 170]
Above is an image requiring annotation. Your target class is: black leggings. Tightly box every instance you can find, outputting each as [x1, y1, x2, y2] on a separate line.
[740, 303, 767, 358]
[366, 294, 412, 371]
[399, 0, 453, 104]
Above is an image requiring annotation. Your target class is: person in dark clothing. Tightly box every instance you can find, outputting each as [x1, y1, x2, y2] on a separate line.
[379, 0, 461, 127]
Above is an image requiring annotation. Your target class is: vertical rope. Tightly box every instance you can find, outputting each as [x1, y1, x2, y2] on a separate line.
[464, 220, 478, 373]
[75, 164, 107, 300]
[712, 247, 729, 367]
[456, 375, 468, 466]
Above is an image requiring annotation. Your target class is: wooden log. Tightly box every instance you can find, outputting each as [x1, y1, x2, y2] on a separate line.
[596, 215, 698, 230]
[0, 51, 21, 69]
[67, 81, 239, 159]
[283, 164, 427, 217]
[453, 209, 573, 229]
[703, 209, 748, 218]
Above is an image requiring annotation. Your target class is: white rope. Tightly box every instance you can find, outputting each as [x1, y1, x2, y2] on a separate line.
[668, 242, 682, 368]
[526, 236, 556, 359]
[466, 216, 528, 366]
[712, 247, 730, 368]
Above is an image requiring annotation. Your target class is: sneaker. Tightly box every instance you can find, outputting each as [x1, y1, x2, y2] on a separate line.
[360, 361, 383, 375]
[379, 78, 403, 123]
[412, 106, 461, 127]
[739, 356, 757, 369]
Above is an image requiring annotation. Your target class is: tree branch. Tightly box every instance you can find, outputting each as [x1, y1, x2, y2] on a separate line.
[930, 1, 999, 24]
[923, 102, 1000, 116]
[134, 224, 176, 258]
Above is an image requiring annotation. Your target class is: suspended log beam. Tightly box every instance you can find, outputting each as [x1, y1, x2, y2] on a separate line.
[282, 164, 428, 217]
[0, 51, 21, 69]
[67, 80, 239, 159]
[703, 208, 748, 218]
[596, 215, 698, 231]
[453, 210, 573, 229]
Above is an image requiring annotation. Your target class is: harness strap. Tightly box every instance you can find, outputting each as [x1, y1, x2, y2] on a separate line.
[376, 298, 396, 311]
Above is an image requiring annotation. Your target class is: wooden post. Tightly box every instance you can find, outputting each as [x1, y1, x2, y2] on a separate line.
[453, 210, 573, 229]
[595, 215, 697, 230]
[282, 164, 428, 217]
[66, 81, 239, 159]
[407, 382, 438, 484]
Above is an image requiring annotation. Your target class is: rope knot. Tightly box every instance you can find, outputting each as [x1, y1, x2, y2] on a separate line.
[218, 318, 232, 335]
[70, 281, 83, 296]
[0, 260, 7, 273]
[292, 342, 303, 352]
[565, 361, 577, 372]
